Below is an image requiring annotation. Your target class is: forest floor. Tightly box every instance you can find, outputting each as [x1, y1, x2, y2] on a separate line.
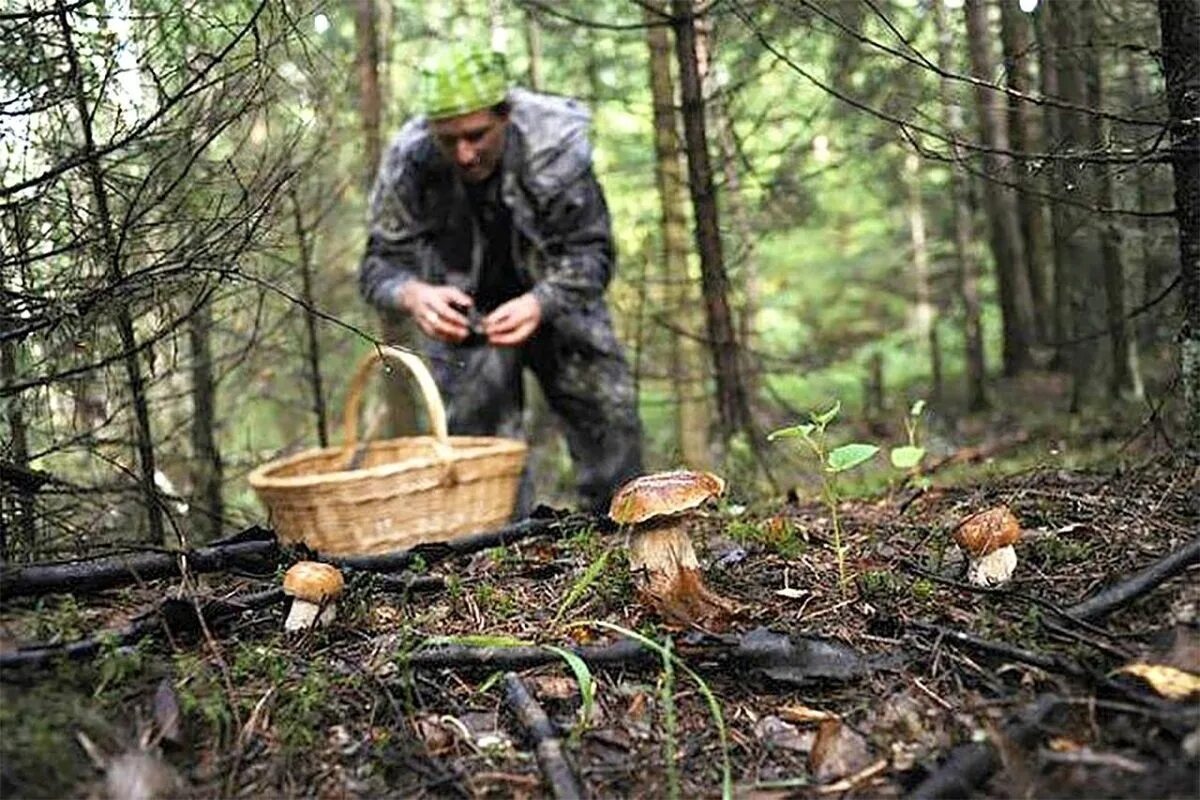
[1, 386, 1198, 798]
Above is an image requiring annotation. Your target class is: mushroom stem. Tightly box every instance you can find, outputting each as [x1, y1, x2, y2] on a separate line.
[628, 518, 734, 627]
[284, 599, 337, 632]
[966, 545, 1017, 587]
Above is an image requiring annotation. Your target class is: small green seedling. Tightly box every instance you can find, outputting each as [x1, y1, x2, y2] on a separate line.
[890, 399, 927, 471]
[768, 401, 879, 591]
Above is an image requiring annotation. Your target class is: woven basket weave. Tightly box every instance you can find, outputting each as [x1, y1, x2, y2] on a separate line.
[249, 346, 527, 555]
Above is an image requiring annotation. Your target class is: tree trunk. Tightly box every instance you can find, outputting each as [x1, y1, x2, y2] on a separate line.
[187, 298, 223, 541]
[524, 8, 543, 91]
[963, 0, 1036, 376]
[356, 0, 383, 188]
[1157, 0, 1200, 456]
[0, 213, 36, 558]
[1033, 2, 1067, 362]
[934, 0, 987, 410]
[1088, 48, 1143, 400]
[57, 1, 165, 545]
[999, 1, 1052, 343]
[646, 3, 711, 468]
[1048, 0, 1105, 412]
[905, 152, 942, 404]
[290, 187, 329, 447]
[671, 0, 751, 451]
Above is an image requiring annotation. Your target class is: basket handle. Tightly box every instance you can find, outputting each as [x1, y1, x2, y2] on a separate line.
[341, 346, 454, 472]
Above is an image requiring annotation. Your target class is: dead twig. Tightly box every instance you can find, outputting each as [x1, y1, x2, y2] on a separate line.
[1066, 535, 1200, 621]
[503, 672, 582, 800]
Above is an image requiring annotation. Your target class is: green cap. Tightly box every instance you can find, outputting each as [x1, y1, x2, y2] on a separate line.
[418, 45, 510, 120]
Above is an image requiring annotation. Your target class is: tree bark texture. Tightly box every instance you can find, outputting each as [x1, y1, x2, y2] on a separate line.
[1047, 0, 1106, 412]
[1, 209, 37, 557]
[934, 0, 987, 410]
[999, 1, 1053, 341]
[1033, 2, 1067, 361]
[57, 1, 165, 545]
[671, 0, 751, 449]
[187, 298, 224, 541]
[645, 1, 711, 468]
[290, 188, 329, 448]
[356, 0, 383, 188]
[905, 152, 942, 403]
[963, 0, 1036, 376]
[1158, 0, 1200, 455]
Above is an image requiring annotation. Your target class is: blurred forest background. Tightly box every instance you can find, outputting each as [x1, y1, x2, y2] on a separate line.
[2, 0, 1196, 560]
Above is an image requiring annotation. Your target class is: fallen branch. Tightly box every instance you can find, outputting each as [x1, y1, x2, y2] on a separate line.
[906, 621, 1085, 678]
[0, 587, 285, 672]
[325, 509, 602, 572]
[503, 672, 582, 800]
[907, 694, 1062, 800]
[1067, 535, 1200, 621]
[397, 627, 881, 685]
[0, 527, 279, 601]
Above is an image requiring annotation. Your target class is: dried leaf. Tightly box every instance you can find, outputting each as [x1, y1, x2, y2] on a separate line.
[778, 704, 838, 725]
[753, 715, 816, 752]
[1116, 662, 1200, 700]
[528, 675, 578, 701]
[808, 718, 874, 783]
[152, 678, 182, 745]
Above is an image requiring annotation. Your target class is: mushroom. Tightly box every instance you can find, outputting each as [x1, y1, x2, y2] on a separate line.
[282, 561, 345, 631]
[608, 470, 735, 627]
[952, 506, 1021, 586]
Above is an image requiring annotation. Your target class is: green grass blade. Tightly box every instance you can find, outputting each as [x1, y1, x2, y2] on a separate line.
[543, 645, 596, 727]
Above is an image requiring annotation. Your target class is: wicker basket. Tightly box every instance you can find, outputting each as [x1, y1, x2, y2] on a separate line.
[248, 346, 527, 555]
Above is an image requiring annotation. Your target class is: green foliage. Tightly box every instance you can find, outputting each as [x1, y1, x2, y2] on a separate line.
[554, 545, 615, 625]
[543, 645, 598, 737]
[768, 401, 879, 590]
[889, 400, 928, 470]
[727, 518, 805, 558]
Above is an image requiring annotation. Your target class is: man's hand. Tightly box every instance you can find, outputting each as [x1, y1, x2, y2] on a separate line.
[484, 293, 542, 346]
[398, 281, 473, 343]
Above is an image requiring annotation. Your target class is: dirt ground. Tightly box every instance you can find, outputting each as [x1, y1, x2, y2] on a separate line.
[1, 455, 1198, 799]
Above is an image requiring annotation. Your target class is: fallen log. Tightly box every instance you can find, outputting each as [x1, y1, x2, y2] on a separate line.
[503, 673, 582, 800]
[906, 694, 1062, 800]
[1067, 535, 1200, 621]
[0, 527, 279, 601]
[326, 509, 601, 572]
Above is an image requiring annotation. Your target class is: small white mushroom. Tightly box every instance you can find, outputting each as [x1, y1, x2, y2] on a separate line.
[952, 506, 1022, 587]
[282, 561, 345, 632]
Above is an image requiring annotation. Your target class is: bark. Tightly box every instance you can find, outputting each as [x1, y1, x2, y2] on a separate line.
[645, 1, 711, 468]
[963, 0, 1037, 376]
[355, 0, 382, 188]
[1049, 1, 1106, 412]
[1033, 2, 1067, 360]
[905, 153, 942, 403]
[1158, 0, 1200, 455]
[1089, 53, 1144, 399]
[187, 299, 224, 540]
[57, 1, 165, 545]
[1067, 535, 1200, 621]
[524, 9, 543, 91]
[503, 674, 583, 800]
[934, 0, 987, 410]
[290, 187, 329, 447]
[671, 0, 752, 450]
[1, 209, 37, 558]
[999, 0, 1053, 341]
[0, 531, 278, 600]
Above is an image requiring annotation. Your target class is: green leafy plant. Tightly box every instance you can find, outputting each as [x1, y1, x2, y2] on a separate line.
[553, 545, 614, 625]
[769, 401, 879, 590]
[890, 399, 927, 470]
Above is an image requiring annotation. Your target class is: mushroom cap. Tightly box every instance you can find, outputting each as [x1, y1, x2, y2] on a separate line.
[952, 505, 1021, 556]
[283, 561, 345, 602]
[608, 470, 726, 524]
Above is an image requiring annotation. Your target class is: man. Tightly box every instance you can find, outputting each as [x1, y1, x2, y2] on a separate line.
[360, 45, 643, 513]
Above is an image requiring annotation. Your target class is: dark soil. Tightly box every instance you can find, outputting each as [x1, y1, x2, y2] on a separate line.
[2, 457, 1198, 799]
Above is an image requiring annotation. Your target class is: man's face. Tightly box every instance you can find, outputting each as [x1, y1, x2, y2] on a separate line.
[431, 108, 508, 183]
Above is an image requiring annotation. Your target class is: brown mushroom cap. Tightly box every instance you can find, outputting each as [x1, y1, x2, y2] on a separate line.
[608, 470, 726, 524]
[952, 505, 1021, 556]
[283, 561, 345, 602]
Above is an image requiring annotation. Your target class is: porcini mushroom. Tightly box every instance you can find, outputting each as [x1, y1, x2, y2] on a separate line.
[608, 470, 735, 627]
[952, 506, 1021, 586]
[282, 561, 345, 631]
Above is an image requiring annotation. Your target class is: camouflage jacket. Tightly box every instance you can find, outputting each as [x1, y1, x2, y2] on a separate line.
[360, 88, 616, 325]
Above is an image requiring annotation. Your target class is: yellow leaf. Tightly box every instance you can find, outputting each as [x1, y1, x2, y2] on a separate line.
[1115, 662, 1200, 700]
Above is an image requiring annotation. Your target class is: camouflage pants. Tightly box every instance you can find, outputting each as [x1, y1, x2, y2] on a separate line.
[422, 303, 643, 515]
